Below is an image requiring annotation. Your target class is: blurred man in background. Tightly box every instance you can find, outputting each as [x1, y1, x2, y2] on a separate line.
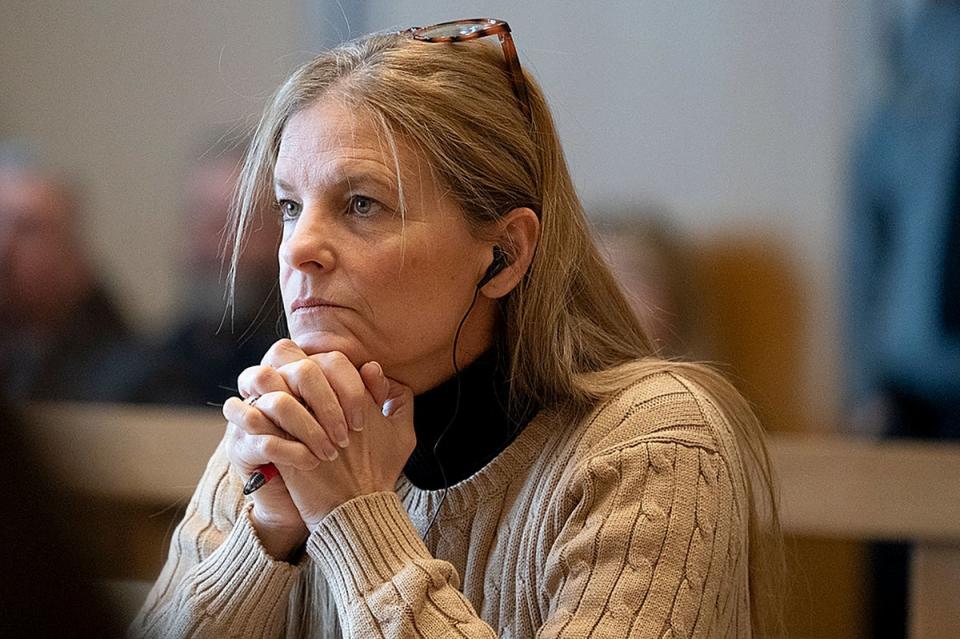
[847, 3, 960, 637]
[0, 145, 143, 401]
[133, 136, 282, 407]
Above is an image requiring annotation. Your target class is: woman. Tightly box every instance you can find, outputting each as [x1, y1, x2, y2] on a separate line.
[133, 19, 781, 638]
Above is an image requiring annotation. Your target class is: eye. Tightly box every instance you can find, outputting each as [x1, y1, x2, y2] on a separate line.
[277, 199, 301, 221]
[348, 195, 380, 218]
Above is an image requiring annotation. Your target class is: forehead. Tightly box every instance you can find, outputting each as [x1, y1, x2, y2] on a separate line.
[275, 99, 426, 190]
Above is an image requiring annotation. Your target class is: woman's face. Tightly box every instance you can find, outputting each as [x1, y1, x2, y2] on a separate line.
[274, 98, 496, 393]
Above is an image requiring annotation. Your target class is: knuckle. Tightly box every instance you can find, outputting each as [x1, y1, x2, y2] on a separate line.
[262, 338, 299, 365]
[283, 358, 316, 382]
[316, 350, 349, 368]
[222, 396, 240, 421]
[249, 365, 277, 387]
[272, 391, 299, 412]
[255, 391, 284, 413]
[237, 364, 260, 384]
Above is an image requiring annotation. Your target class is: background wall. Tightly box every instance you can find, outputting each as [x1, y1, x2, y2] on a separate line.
[0, 0, 309, 329]
[0, 1, 883, 430]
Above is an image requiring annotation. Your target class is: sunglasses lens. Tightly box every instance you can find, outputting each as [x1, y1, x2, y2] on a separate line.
[417, 20, 495, 39]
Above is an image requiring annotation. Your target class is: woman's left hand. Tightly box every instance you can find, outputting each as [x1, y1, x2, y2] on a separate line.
[267, 351, 417, 531]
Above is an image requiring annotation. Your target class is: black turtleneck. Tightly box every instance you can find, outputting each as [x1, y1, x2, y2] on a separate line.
[403, 347, 540, 490]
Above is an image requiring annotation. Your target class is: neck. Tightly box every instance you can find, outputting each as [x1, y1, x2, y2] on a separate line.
[404, 345, 540, 489]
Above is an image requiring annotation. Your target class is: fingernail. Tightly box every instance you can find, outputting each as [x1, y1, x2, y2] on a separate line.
[351, 409, 363, 432]
[373, 361, 383, 378]
[337, 428, 350, 448]
[325, 447, 339, 461]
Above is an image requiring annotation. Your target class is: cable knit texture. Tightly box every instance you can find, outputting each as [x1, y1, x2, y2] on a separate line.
[130, 370, 751, 638]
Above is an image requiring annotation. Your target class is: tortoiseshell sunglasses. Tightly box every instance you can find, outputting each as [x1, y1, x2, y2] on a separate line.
[401, 18, 532, 121]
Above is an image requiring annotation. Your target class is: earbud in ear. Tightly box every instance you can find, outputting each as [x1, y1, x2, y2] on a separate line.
[477, 245, 509, 288]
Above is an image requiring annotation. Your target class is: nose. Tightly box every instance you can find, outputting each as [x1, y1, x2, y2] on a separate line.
[278, 206, 337, 273]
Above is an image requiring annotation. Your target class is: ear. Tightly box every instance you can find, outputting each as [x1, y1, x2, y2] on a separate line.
[479, 207, 540, 299]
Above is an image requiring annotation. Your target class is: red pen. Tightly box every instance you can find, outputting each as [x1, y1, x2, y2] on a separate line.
[243, 463, 279, 495]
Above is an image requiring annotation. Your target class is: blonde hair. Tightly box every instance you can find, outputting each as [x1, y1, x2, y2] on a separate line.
[228, 32, 783, 636]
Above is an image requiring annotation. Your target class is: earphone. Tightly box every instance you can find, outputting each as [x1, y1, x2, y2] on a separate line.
[423, 244, 510, 537]
[476, 245, 508, 289]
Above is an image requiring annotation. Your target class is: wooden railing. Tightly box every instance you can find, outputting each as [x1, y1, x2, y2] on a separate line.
[25, 404, 960, 638]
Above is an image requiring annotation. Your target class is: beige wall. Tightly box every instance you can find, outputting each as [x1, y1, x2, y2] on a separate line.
[0, 1, 310, 333]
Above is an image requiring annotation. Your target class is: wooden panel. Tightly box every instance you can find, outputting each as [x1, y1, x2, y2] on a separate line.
[770, 434, 960, 541]
[910, 545, 960, 638]
[25, 402, 224, 502]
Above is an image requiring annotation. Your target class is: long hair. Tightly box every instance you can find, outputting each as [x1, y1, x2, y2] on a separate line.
[227, 31, 783, 636]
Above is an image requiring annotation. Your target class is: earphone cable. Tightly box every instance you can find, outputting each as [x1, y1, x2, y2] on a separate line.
[423, 285, 481, 538]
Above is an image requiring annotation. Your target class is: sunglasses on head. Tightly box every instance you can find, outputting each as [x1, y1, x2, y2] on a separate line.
[400, 18, 531, 122]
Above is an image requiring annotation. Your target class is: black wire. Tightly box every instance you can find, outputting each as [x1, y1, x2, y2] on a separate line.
[423, 284, 482, 538]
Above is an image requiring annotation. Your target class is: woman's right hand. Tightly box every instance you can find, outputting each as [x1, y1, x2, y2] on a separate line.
[222, 339, 332, 561]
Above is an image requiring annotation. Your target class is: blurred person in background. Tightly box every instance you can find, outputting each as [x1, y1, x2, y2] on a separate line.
[594, 214, 701, 359]
[848, 1, 960, 442]
[134, 136, 283, 407]
[0, 143, 144, 402]
[847, 2, 960, 636]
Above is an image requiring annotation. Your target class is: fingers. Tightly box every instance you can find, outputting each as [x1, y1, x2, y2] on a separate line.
[223, 395, 286, 437]
[238, 338, 309, 400]
[274, 357, 350, 449]
[382, 377, 415, 418]
[359, 361, 390, 408]
[250, 391, 342, 461]
[306, 351, 370, 434]
[238, 364, 294, 400]
[261, 338, 309, 369]
[223, 397, 323, 472]
[228, 428, 321, 471]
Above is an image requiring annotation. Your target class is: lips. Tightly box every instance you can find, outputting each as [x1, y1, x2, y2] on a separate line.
[291, 297, 346, 312]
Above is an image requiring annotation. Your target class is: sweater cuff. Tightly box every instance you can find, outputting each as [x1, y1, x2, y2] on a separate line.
[306, 492, 432, 603]
[191, 503, 304, 619]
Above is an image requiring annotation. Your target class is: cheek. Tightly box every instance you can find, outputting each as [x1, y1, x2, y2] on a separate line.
[391, 247, 461, 298]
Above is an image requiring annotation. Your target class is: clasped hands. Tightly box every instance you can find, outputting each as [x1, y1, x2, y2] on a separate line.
[221, 339, 416, 560]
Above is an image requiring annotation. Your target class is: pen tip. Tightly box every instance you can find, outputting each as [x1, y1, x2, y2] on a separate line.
[242, 471, 266, 496]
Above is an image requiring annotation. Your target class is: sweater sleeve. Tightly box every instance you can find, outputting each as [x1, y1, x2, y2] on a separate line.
[538, 440, 745, 638]
[304, 438, 743, 639]
[129, 440, 304, 639]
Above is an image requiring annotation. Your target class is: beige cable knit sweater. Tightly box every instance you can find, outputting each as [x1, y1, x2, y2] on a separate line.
[131, 370, 751, 638]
